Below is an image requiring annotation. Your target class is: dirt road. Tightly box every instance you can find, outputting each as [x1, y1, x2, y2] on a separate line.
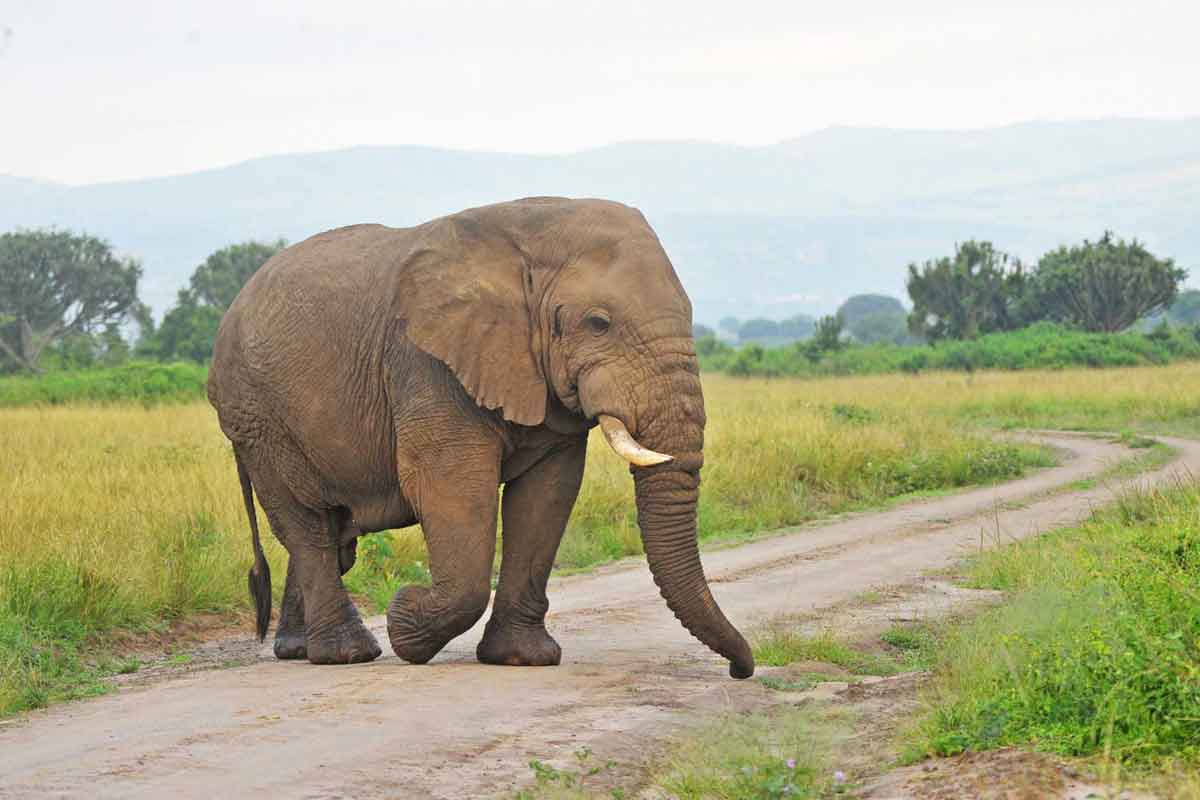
[4, 433, 1197, 799]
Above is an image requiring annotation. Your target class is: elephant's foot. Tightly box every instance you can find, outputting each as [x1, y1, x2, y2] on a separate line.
[387, 585, 488, 664]
[386, 586, 450, 664]
[477, 618, 562, 667]
[305, 614, 381, 665]
[273, 631, 308, 660]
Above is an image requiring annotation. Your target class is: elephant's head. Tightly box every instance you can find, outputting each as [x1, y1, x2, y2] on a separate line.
[397, 197, 754, 679]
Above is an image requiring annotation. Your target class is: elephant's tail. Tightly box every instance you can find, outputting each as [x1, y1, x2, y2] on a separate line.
[236, 450, 272, 641]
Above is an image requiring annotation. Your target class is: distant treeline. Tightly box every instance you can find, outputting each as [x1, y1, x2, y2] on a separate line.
[1, 226, 1194, 386]
[698, 321, 1200, 378]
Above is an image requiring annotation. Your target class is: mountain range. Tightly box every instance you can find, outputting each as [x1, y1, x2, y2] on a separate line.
[2, 118, 1198, 325]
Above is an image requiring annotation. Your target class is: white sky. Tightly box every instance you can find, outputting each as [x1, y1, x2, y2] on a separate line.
[3, 0, 1198, 185]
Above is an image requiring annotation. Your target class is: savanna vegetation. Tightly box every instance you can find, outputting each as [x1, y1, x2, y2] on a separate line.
[7, 361, 1200, 720]
[902, 480, 1200, 789]
[1, 371, 1062, 715]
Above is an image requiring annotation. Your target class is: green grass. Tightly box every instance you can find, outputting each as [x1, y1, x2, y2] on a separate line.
[908, 481, 1200, 773]
[752, 625, 940, 676]
[650, 708, 839, 799]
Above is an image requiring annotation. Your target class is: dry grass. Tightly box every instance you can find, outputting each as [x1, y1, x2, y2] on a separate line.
[15, 364, 1198, 715]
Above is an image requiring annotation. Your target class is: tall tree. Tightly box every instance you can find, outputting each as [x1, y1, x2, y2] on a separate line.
[906, 241, 1027, 342]
[142, 239, 283, 362]
[0, 229, 142, 373]
[1027, 233, 1186, 332]
[188, 239, 286, 311]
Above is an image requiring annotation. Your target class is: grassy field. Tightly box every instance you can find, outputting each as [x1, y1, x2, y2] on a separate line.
[6, 362, 1200, 718]
[906, 481, 1200, 785]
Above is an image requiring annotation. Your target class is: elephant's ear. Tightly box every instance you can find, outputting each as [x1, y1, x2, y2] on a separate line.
[395, 225, 547, 426]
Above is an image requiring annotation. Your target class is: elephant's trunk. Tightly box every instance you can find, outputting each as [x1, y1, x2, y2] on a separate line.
[633, 454, 755, 679]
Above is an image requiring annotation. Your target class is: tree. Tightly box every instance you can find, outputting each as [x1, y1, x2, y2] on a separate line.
[849, 310, 909, 345]
[0, 229, 142, 373]
[738, 317, 780, 340]
[837, 294, 905, 325]
[838, 294, 908, 344]
[188, 239, 286, 311]
[1027, 232, 1186, 332]
[142, 292, 225, 362]
[906, 241, 1027, 342]
[807, 313, 846, 358]
[142, 239, 284, 362]
[778, 314, 815, 340]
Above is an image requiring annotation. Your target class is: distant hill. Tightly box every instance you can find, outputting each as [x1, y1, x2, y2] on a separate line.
[2, 118, 1197, 324]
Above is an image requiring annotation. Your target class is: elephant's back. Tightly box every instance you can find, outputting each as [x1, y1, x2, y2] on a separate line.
[208, 223, 407, 439]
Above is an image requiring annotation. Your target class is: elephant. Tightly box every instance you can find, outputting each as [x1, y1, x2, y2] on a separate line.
[207, 197, 754, 679]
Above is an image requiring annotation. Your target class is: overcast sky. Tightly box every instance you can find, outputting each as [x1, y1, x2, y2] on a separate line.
[3, 0, 1198, 185]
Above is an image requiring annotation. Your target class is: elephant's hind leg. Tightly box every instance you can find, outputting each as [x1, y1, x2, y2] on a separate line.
[250, 458, 380, 665]
[289, 517, 378, 665]
[273, 558, 308, 659]
[274, 538, 359, 660]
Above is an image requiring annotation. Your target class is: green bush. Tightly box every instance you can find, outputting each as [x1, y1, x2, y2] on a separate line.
[0, 361, 208, 407]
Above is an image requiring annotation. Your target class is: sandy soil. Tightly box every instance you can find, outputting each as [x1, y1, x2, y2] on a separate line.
[2, 432, 1195, 799]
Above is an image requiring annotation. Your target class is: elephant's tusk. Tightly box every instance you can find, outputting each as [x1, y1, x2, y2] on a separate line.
[597, 414, 673, 467]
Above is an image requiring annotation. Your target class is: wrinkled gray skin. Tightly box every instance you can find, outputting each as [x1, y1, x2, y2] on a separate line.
[207, 197, 754, 679]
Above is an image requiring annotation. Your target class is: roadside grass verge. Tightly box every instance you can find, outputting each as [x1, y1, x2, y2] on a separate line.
[647, 708, 840, 799]
[513, 710, 840, 800]
[753, 624, 941, 678]
[906, 480, 1200, 777]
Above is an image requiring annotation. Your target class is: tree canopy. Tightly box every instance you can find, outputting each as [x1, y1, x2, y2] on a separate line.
[0, 229, 142, 373]
[906, 241, 1027, 342]
[139, 239, 284, 362]
[1026, 232, 1186, 332]
[778, 314, 815, 340]
[837, 294, 905, 325]
[738, 317, 780, 340]
[838, 294, 908, 344]
[187, 240, 286, 311]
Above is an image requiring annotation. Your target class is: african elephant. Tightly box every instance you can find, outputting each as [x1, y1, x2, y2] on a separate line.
[207, 197, 754, 679]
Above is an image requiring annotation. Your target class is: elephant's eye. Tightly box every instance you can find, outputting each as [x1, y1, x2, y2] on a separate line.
[584, 313, 611, 336]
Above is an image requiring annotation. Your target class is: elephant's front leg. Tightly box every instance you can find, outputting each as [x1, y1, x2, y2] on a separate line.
[478, 435, 587, 667]
[387, 458, 500, 664]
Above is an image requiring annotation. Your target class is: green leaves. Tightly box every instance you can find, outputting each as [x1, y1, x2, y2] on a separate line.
[1027, 232, 1187, 333]
[0, 229, 143, 373]
[905, 240, 1028, 343]
[137, 239, 284, 362]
